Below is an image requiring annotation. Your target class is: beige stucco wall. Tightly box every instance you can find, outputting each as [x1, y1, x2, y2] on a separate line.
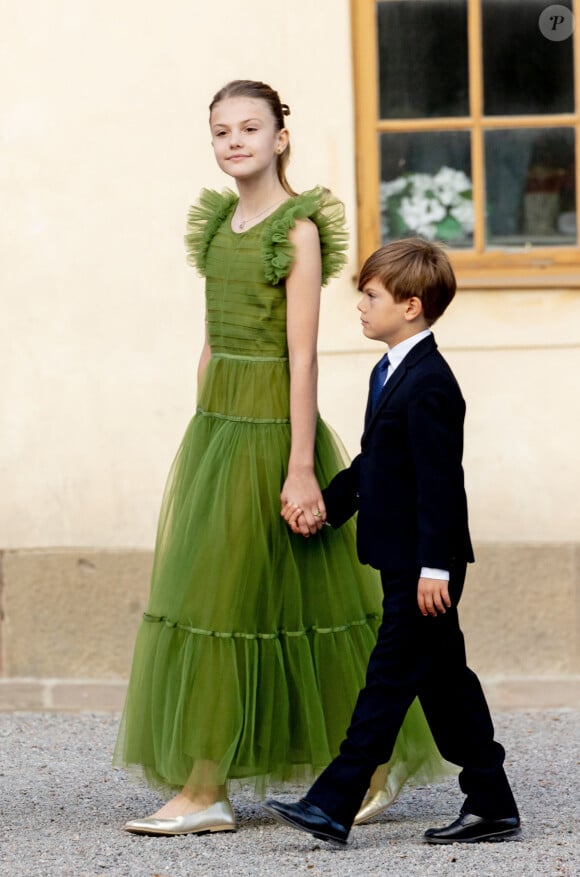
[1, 0, 359, 550]
[1, 1, 579, 706]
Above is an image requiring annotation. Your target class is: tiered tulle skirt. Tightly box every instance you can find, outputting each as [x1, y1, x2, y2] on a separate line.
[114, 355, 448, 795]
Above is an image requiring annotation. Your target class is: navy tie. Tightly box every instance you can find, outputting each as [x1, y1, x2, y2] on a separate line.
[371, 353, 390, 411]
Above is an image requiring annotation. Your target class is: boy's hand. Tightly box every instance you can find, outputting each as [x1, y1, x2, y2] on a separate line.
[417, 577, 452, 617]
[280, 472, 326, 535]
[281, 501, 317, 537]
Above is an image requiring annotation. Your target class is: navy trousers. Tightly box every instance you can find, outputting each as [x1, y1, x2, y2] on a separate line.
[306, 564, 518, 829]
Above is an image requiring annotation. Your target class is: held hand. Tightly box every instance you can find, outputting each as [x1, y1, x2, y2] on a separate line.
[280, 471, 326, 536]
[417, 577, 452, 617]
[281, 503, 310, 536]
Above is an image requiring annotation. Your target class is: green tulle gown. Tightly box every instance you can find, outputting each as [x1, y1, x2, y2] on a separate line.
[114, 187, 449, 797]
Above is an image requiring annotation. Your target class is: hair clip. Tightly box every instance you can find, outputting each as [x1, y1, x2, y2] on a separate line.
[281, 103, 291, 116]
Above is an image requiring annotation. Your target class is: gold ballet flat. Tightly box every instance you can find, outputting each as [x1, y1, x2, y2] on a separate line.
[354, 764, 407, 825]
[124, 799, 237, 836]
[354, 788, 399, 825]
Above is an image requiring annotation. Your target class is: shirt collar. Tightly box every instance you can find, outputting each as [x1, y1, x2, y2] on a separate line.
[388, 329, 432, 372]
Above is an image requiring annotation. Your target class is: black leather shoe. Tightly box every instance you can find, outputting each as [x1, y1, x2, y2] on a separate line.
[424, 811, 521, 844]
[263, 798, 349, 846]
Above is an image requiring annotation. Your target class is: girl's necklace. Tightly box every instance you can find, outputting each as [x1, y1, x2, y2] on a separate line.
[237, 198, 285, 230]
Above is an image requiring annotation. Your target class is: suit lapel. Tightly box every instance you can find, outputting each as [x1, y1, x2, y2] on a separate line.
[362, 335, 437, 442]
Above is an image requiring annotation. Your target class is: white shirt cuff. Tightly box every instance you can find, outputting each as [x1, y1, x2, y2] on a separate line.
[420, 567, 449, 581]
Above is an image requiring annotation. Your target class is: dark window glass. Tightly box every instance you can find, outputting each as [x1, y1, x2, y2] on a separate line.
[379, 130, 473, 246]
[482, 0, 574, 115]
[377, 0, 469, 119]
[485, 127, 576, 246]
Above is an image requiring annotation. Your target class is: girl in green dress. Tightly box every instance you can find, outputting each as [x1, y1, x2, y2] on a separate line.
[116, 79, 449, 836]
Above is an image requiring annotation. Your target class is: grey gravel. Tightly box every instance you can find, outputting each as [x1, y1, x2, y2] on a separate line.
[0, 710, 578, 877]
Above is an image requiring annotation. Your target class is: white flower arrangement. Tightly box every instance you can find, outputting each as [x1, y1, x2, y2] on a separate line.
[381, 166, 474, 242]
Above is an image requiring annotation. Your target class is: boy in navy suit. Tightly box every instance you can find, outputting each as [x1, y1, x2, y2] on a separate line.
[265, 238, 520, 845]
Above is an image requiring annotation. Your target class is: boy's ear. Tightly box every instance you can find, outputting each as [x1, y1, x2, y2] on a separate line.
[404, 296, 424, 320]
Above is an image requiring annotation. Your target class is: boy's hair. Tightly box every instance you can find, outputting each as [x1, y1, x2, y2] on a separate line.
[358, 237, 457, 325]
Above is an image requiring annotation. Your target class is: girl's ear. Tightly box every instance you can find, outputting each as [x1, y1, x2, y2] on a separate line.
[276, 128, 290, 153]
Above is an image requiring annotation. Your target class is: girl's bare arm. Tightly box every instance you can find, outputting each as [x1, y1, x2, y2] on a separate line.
[280, 219, 326, 536]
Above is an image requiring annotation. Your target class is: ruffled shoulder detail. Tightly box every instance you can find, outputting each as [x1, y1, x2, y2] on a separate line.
[263, 186, 348, 287]
[185, 188, 238, 275]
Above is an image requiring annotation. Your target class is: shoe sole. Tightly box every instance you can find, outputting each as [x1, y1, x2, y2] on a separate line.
[124, 824, 237, 836]
[265, 806, 348, 847]
[424, 826, 521, 844]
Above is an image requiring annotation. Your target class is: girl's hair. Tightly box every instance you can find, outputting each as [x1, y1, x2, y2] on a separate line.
[358, 237, 457, 326]
[209, 80, 296, 195]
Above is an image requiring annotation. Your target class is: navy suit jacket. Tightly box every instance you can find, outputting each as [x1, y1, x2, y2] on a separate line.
[323, 334, 474, 573]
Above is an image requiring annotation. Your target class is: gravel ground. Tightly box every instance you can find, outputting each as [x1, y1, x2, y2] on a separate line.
[0, 710, 578, 877]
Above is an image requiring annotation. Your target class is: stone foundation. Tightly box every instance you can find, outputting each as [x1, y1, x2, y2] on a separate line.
[1, 544, 578, 711]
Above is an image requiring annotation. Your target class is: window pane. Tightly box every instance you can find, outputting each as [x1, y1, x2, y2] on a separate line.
[377, 0, 468, 119]
[485, 128, 576, 247]
[380, 131, 473, 246]
[482, 0, 574, 116]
